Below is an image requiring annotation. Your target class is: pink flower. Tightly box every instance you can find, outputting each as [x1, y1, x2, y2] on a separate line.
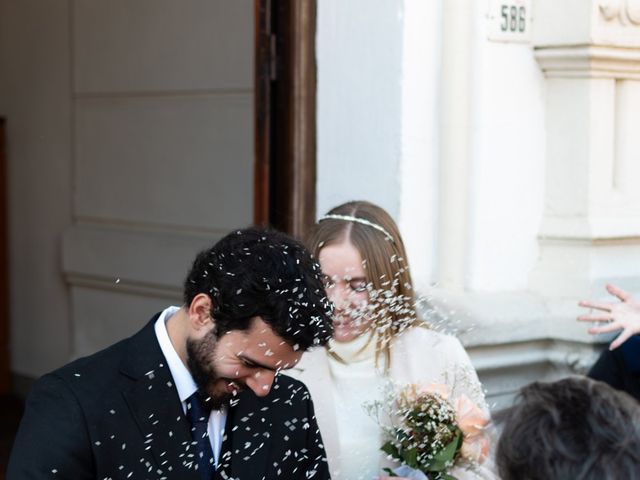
[418, 383, 451, 400]
[399, 383, 451, 406]
[454, 394, 490, 464]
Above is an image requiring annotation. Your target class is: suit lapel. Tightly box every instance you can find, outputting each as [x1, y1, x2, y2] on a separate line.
[215, 392, 271, 479]
[213, 403, 236, 480]
[120, 318, 200, 479]
[118, 318, 275, 479]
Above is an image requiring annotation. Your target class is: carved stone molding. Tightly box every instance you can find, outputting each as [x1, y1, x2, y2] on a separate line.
[599, 0, 640, 26]
[534, 0, 640, 49]
[535, 45, 640, 79]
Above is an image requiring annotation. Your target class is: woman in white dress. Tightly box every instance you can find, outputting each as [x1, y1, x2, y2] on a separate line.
[290, 200, 496, 480]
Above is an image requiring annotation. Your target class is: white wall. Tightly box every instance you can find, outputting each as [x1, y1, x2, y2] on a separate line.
[317, 0, 547, 293]
[467, 8, 547, 292]
[398, 0, 441, 292]
[316, 0, 404, 219]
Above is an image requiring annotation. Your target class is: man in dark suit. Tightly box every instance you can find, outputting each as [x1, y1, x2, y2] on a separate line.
[8, 228, 334, 480]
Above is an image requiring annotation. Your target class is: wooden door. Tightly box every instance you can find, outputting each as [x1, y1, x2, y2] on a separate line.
[254, 0, 317, 240]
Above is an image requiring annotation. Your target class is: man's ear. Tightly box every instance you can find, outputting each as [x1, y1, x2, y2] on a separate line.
[187, 293, 214, 332]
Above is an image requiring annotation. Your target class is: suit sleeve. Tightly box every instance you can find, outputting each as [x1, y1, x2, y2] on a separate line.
[588, 348, 625, 388]
[7, 374, 94, 480]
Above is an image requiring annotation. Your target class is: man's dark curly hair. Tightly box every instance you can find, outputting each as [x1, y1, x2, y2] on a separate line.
[495, 376, 640, 480]
[183, 227, 333, 350]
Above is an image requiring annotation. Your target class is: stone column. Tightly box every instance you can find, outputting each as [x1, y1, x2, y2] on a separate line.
[530, 0, 640, 298]
[438, 0, 474, 291]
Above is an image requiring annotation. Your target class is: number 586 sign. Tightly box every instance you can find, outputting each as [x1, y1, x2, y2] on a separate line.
[487, 0, 532, 43]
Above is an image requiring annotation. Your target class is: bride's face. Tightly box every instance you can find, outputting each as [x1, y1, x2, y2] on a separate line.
[318, 240, 372, 342]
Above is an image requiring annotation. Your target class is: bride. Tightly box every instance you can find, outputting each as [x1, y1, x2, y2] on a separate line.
[290, 200, 496, 480]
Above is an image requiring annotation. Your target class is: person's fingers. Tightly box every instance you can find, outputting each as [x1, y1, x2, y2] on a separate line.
[578, 300, 613, 312]
[577, 314, 613, 322]
[588, 322, 622, 334]
[606, 283, 632, 302]
[610, 329, 634, 350]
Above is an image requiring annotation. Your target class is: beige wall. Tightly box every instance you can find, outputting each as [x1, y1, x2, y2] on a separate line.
[0, 0, 254, 382]
[0, 0, 73, 379]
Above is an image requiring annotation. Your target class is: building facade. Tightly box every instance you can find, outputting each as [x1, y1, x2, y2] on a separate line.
[2, 0, 640, 408]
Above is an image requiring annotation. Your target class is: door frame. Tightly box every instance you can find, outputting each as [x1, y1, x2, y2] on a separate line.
[254, 0, 317, 239]
[0, 118, 9, 393]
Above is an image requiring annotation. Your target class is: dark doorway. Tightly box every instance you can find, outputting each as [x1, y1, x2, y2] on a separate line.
[0, 118, 16, 479]
[254, 0, 317, 240]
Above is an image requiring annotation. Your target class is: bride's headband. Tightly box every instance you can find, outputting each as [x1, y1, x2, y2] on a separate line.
[318, 214, 395, 242]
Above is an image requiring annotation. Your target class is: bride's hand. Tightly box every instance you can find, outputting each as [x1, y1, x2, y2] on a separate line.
[578, 283, 640, 350]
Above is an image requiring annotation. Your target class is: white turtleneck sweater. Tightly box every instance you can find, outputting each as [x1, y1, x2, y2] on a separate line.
[327, 332, 385, 480]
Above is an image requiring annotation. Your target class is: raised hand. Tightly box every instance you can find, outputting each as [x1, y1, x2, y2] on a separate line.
[578, 284, 640, 350]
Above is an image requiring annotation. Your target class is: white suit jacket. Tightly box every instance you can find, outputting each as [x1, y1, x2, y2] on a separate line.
[288, 327, 499, 479]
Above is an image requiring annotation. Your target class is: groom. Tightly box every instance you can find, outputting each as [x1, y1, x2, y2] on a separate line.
[8, 228, 334, 479]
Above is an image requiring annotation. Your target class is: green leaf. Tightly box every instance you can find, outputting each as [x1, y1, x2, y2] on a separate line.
[381, 442, 402, 462]
[402, 448, 419, 469]
[382, 467, 399, 477]
[428, 434, 462, 471]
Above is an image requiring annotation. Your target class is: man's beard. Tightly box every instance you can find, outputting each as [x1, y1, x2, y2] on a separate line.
[186, 331, 237, 409]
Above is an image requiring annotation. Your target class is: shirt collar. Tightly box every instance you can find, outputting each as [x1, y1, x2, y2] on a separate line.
[154, 306, 198, 403]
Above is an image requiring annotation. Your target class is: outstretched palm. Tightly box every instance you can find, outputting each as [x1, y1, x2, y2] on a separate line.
[578, 284, 640, 350]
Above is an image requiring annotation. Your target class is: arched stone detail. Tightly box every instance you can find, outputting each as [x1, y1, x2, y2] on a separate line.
[599, 0, 640, 26]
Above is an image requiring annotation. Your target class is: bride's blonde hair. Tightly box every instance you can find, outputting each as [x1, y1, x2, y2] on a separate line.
[308, 200, 425, 368]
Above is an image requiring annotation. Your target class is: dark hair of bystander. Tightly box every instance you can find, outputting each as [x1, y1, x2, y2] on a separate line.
[495, 376, 640, 480]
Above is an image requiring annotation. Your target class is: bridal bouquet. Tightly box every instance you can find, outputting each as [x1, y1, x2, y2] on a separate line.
[367, 383, 490, 480]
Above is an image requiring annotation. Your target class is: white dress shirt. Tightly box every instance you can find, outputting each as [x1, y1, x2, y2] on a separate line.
[154, 306, 227, 466]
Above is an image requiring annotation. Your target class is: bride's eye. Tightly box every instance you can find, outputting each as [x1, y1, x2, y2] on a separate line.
[349, 280, 368, 293]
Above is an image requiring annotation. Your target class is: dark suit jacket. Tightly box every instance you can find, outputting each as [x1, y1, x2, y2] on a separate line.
[7, 315, 330, 480]
[589, 336, 640, 402]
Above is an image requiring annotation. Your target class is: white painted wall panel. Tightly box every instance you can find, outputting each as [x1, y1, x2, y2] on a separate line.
[613, 80, 640, 212]
[71, 286, 178, 358]
[74, 94, 253, 231]
[62, 225, 217, 290]
[398, 0, 441, 291]
[0, 0, 73, 378]
[1, 0, 255, 379]
[467, 30, 546, 291]
[74, 0, 253, 93]
[68, 0, 255, 365]
[316, 0, 404, 219]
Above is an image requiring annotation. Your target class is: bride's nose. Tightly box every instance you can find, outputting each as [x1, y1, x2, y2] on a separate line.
[327, 283, 350, 311]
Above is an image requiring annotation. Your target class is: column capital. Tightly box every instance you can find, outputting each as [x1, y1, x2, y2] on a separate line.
[534, 0, 640, 49]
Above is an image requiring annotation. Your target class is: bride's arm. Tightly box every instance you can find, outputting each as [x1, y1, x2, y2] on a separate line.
[443, 335, 488, 412]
